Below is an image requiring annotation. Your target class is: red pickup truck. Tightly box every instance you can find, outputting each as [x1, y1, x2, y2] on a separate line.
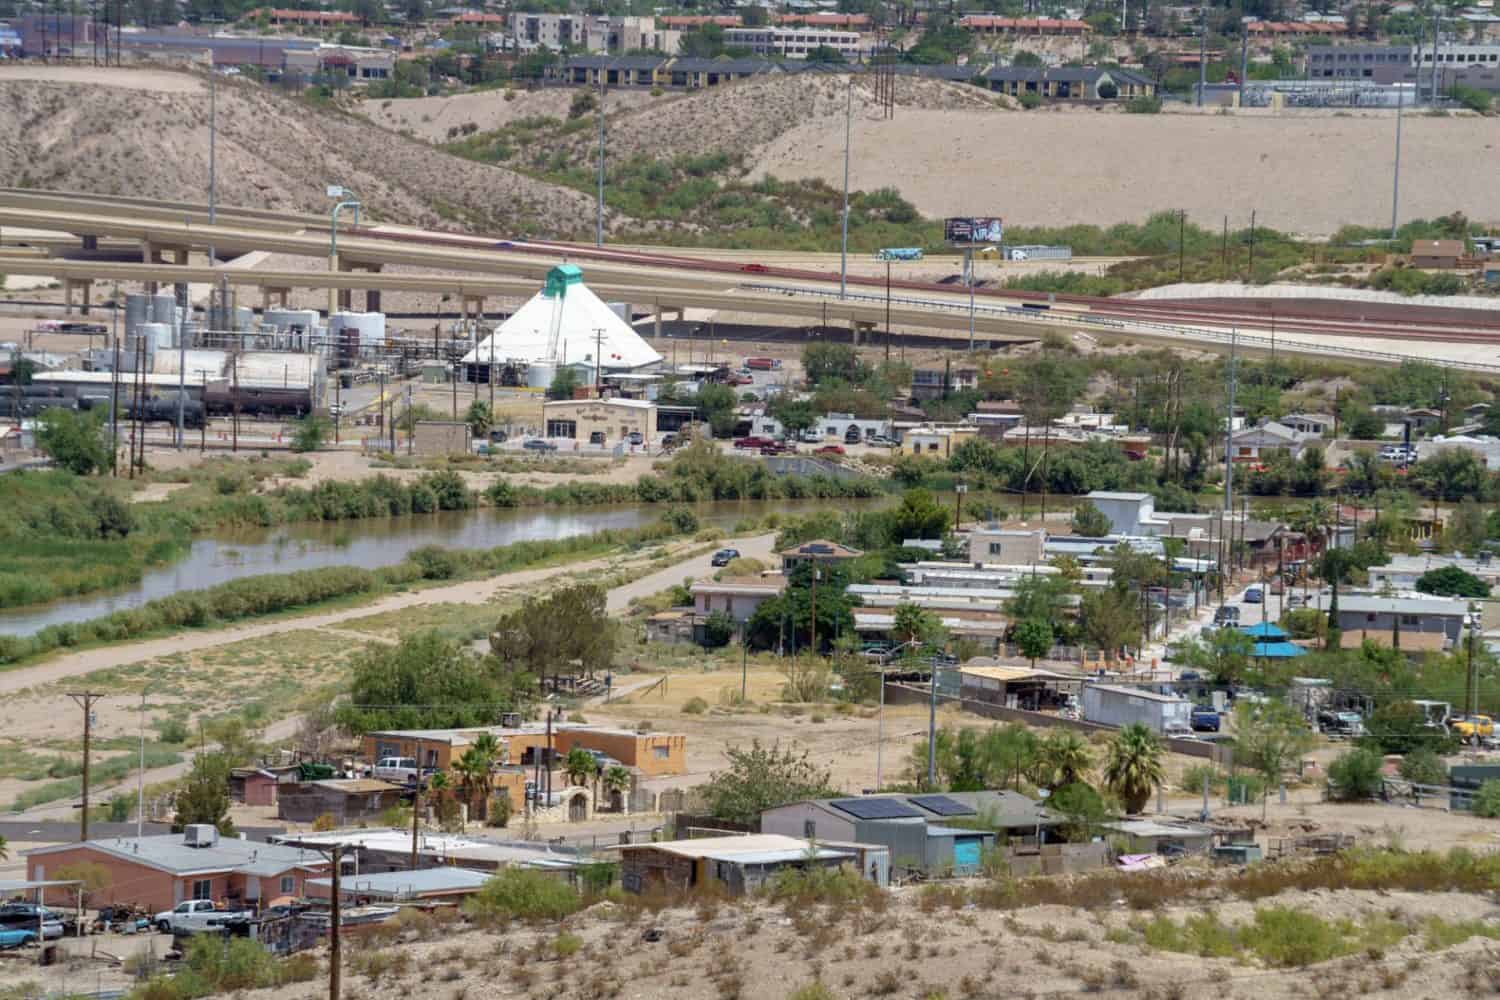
[733, 436, 775, 449]
[744, 357, 780, 371]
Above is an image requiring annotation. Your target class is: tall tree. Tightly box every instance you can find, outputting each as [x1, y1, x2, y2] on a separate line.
[174, 753, 235, 836]
[700, 740, 835, 825]
[35, 407, 110, 476]
[1232, 700, 1315, 819]
[338, 631, 530, 734]
[491, 584, 615, 687]
[1102, 723, 1165, 814]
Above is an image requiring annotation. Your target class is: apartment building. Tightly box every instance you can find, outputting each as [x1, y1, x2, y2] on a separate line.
[513, 13, 674, 53]
[722, 26, 862, 60]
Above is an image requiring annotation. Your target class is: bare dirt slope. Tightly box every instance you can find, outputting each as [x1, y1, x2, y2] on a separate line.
[752, 105, 1500, 237]
[363, 84, 657, 143]
[542, 73, 1009, 169]
[0, 67, 605, 236]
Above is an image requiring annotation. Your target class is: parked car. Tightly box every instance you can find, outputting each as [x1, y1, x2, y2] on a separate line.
[843, 426, 862, 444]
[523, 438, 557, 452]
[154, 900, 253, 935]
[1317, 710, 1366, 737]
[814, 445, 845, 456]
[868, 435, 898, 448]
[727, 374, 754, 386]
[800, 429, 823, 443]
[660, 432, 679, 450]
[626, 431, 644, 446]
[586, 750, 622, 771]
[1379, 445, 1417, 464]
[0, 904, 65, 939]
[1191, 705, 1220, 732]
[733, 436, 774, 450]
[372, 756, 421, 784]
[1213, 605, 1241, 627]
[711, 548, 741, 567]
[1287, 594, 1306, 610]
[0, 928, 39, 950]
[1243, 586, 1263, 604]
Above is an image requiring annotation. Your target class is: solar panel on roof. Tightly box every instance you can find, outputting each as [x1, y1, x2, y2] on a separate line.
[831, 798, 923, 820]
[908, 795, 976, 817]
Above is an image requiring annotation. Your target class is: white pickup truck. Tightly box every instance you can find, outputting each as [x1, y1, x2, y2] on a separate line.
[154, 900, 253, 935]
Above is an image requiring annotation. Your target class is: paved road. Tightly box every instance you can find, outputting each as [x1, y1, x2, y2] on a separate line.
[605, 533, 775, 613]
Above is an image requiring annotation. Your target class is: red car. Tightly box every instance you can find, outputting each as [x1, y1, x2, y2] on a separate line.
[734, 436, 775, 449]
[727, 374, 754, 386]
[814, 445, 845, 456]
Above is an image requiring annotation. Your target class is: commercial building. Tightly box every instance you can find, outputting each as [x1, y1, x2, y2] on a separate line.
[1308, 42, 1500, 80]
[959, 15, 1091, 35]
[904, 425, 978, 457]
[723, 26, 862, 59]
[13, 13, 97, 56]
[618, 835, 887, 895]
[26, 827, 329, 913]
[982, 65, 1157, 100]
[543, 398, 656, 447]
[282, 44, 395, 82]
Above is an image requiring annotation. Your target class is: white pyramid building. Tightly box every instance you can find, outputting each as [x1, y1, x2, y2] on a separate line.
[462, 264, 662, 371]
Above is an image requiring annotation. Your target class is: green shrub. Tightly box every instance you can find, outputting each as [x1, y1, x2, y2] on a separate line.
[1398, 747, 1447, 787]
[1473, 779, 1500, 818]
[1326, 748, 1385, 801]
[681, 696, 709, 715]
[1126, 95, 1162, 114]
[463, 868, 582, 924]
[1017, 92, 1042, 109]
[552, 932, 583, 958]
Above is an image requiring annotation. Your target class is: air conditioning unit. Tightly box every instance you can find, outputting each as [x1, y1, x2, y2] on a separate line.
[501, 713, 522, 728]
[184, 824, 219, 848]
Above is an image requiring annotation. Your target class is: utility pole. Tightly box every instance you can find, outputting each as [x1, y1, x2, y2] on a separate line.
[1197, 4, 1206, 107]
[839, 74, 852, 300]
[1238, 30, 1247, 108]
[810, 567, 819, 660]
[410, 738, 423, 870]
[1247, 210, 1257, 280]
[926, 657, 939, 789]
[110, 299, 120, 476]
[328, 843, 343, 1000]
[69, 692, 100, 842]
[967, 248, 976, 352]
[884, 259, 892, 363]
[594, 327, 605, 395]
[595, 80, 605, 248]
[1391, 73, 1404, 239]
[1221, 327, 1238, 605]
[137, 689, 147, 838]
[1178, 209, 1186, 282]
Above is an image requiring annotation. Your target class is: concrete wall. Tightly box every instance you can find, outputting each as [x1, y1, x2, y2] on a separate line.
[412, 421, 471, 456]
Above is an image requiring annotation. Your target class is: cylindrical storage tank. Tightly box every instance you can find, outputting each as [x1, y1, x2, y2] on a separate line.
[526, 361, 556, 389]
[234, 307, 254, 332]
[180, 321, 202, 350]
[124, 293, 150, 337]
[331, 312, 387, 351]
[151, 293, 176, 328]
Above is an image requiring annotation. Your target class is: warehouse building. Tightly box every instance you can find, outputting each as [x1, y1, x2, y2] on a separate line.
[542, 398, 656, 447]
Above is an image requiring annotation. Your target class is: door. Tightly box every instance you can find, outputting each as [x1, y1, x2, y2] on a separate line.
[953, 837, 982, 874]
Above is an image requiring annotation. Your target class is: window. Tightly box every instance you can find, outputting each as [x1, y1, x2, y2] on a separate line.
[1366, 613, 1378, 623]
[804, 819, 817, 838]
[1401, 615, 1420, 626]
[280, 876, 296, 894]
[192, 879, 213, 901]
[653, 745, 670, 760]
[989, 542, 1003, 554]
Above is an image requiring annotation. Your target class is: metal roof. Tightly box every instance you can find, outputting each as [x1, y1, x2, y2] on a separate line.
[307, 867, 493, 899]
[1085, 683, 1190, 705]
[27, 834, 324, 878]
[626, 834, 829, 860]
[1338, 595, 1470, 615]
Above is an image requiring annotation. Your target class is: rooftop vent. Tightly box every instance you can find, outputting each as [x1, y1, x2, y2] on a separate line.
[184, 824, 219, 848]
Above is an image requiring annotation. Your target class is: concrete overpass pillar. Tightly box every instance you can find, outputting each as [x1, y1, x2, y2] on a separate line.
[142, 239, 163, 294]
[327, 253, 340, 319]
[80, 279, 92, 316]
[365, 289, 381, 313]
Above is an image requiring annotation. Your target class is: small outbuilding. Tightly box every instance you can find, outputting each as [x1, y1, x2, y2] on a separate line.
[618, 834, 886, 895]
[276, 779, 405, 826]
[1410, 240, 1464, 269]
[305, 867, 494, 904]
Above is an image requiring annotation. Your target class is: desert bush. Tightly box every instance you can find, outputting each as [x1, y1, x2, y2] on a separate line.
[464, 868, 582, 924]
[681, 696, 709, 715]
[1472, 779, 1500, 817]
[1326, 748, 1385, 801]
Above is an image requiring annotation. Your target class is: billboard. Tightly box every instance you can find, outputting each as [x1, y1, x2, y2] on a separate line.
[944, 217, 1004, 246]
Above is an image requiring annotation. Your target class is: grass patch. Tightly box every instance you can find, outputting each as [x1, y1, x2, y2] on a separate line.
[1140, 907, 1408, 967]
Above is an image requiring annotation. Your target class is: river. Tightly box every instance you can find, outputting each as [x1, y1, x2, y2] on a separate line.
[0, 499, 852, 637]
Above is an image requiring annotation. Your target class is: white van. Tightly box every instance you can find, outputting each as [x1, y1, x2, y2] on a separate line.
[371, 757, 420, 784]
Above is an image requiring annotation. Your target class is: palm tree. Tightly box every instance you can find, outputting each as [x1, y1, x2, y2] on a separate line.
[467, 733, 500, 819]
[602, 765, 631, 812]
[1102, 723, 1165, 814]
[0, 835, 7, 861]
[428, 770, 456, 830]
[563, 748, 598, 788]
[1034, 730, 1092, 789]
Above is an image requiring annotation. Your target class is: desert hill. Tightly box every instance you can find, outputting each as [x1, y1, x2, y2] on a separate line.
[0, 66, 606, 237]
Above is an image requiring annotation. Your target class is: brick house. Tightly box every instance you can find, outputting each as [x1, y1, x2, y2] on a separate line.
[26, 827, 329, 914]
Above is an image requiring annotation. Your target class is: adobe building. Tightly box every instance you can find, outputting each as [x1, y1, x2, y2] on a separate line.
[361, 723, 686, 778]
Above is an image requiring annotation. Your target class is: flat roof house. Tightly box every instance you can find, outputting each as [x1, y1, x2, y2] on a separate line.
[1335, 594, 1473, 646]
[1228, 420, 1316, 461]
[361, 723, 687, 778]
[618, 834, 887, 895]
[27, 827, 329, 913]
[759, 795, 1004, 876]
[691, 575, 786, 623]
[781, 539, 863, 573]
[305, 867, 494, 905]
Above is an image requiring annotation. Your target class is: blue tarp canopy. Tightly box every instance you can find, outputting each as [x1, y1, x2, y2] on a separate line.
[1253, 640, 1307, 658]
[1241, 622, 1289, 640]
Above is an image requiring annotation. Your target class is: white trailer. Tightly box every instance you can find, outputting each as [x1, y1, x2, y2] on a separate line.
[1081, 683, 1192, 735]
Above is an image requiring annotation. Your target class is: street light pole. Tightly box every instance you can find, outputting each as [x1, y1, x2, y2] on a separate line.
[839, 75, 851, 300]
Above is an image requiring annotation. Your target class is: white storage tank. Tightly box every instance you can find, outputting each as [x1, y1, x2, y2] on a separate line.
[151, 293, 176, 328]
[124, 293, 150, 337]
[137, 322, 174, 353]
[330, 312, 386, 350]
[525, 361, 556, 389]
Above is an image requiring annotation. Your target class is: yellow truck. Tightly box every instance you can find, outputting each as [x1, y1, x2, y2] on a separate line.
[1450, 714, 1495, 744]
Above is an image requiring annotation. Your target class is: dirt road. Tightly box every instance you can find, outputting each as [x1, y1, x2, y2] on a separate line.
[605, 533, 775, 612]
[0, 532, 774, 697]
